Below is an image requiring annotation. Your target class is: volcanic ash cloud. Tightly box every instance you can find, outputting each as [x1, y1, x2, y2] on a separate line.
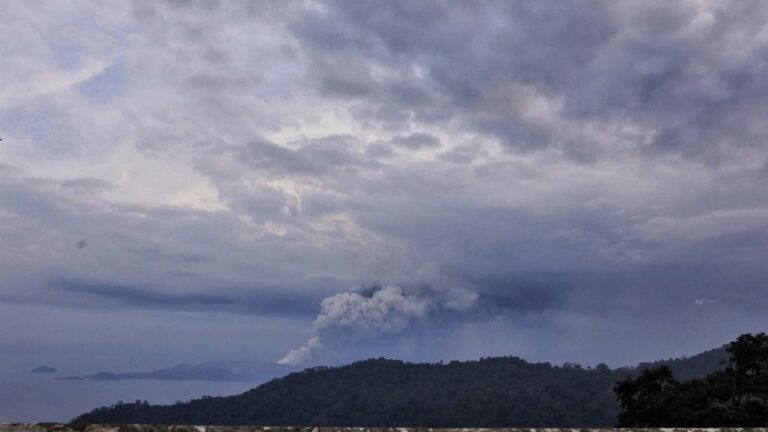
[279, 284, 478, 365]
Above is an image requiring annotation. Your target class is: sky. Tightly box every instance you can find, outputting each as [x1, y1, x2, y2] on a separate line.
[1, 0, 768, 373]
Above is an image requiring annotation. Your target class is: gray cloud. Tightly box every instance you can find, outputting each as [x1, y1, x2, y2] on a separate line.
[390, 133, 441, 150]
[1, 0, 767, 373]
[47, 275, 320, 318]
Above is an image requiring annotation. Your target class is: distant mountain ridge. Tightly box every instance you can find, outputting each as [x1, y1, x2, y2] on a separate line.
[73, 345, 728, 427]
[61, 361, 296, 383]
[29, 365, 57, 374]
[635, 345, 726, 381]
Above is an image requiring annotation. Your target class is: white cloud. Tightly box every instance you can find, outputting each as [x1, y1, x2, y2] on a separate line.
[694, 297, 716, 306]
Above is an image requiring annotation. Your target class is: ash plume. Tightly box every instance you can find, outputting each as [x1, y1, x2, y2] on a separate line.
[279, 284, 478, 365]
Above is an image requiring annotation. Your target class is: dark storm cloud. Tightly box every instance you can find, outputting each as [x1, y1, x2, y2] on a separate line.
[235, 139, 320, 174]
[289, 1, 768, 162]
[474, 277, 573, 314]
[48, 275, 320, 317]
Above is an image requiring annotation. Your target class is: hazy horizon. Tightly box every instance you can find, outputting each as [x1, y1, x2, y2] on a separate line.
[0, 337, 730, 423]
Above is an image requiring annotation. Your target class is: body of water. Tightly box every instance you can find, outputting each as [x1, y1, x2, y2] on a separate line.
[0, 370, 256, 422]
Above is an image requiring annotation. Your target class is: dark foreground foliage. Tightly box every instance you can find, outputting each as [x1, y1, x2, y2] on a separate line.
[73, 346, 726, 427]
[74, 357, 618, 426]
[616, 332, 768, 427]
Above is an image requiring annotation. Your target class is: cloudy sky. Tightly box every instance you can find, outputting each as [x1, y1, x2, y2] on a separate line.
[1, 0, 768, 372]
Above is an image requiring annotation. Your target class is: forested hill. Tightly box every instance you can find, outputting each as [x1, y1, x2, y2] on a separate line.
[637, 345, 726, 381]
[73, 348, 726, 427]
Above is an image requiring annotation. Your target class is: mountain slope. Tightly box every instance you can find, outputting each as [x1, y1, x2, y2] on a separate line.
[636, 346, 726, 381]
[73, 348, 727, 427]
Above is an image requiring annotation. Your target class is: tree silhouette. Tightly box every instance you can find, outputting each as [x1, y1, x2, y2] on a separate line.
[615, 332, 768, 426]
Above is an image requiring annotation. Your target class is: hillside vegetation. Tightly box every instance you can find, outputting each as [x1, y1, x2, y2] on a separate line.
[73, 346, 725, 427]
[616, 333, 768, 427]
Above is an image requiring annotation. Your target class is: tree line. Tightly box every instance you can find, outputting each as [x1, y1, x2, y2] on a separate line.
[73, 333, 767, 427]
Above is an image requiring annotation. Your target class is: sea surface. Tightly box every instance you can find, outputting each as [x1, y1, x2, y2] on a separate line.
[0, 370, 255, 423]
